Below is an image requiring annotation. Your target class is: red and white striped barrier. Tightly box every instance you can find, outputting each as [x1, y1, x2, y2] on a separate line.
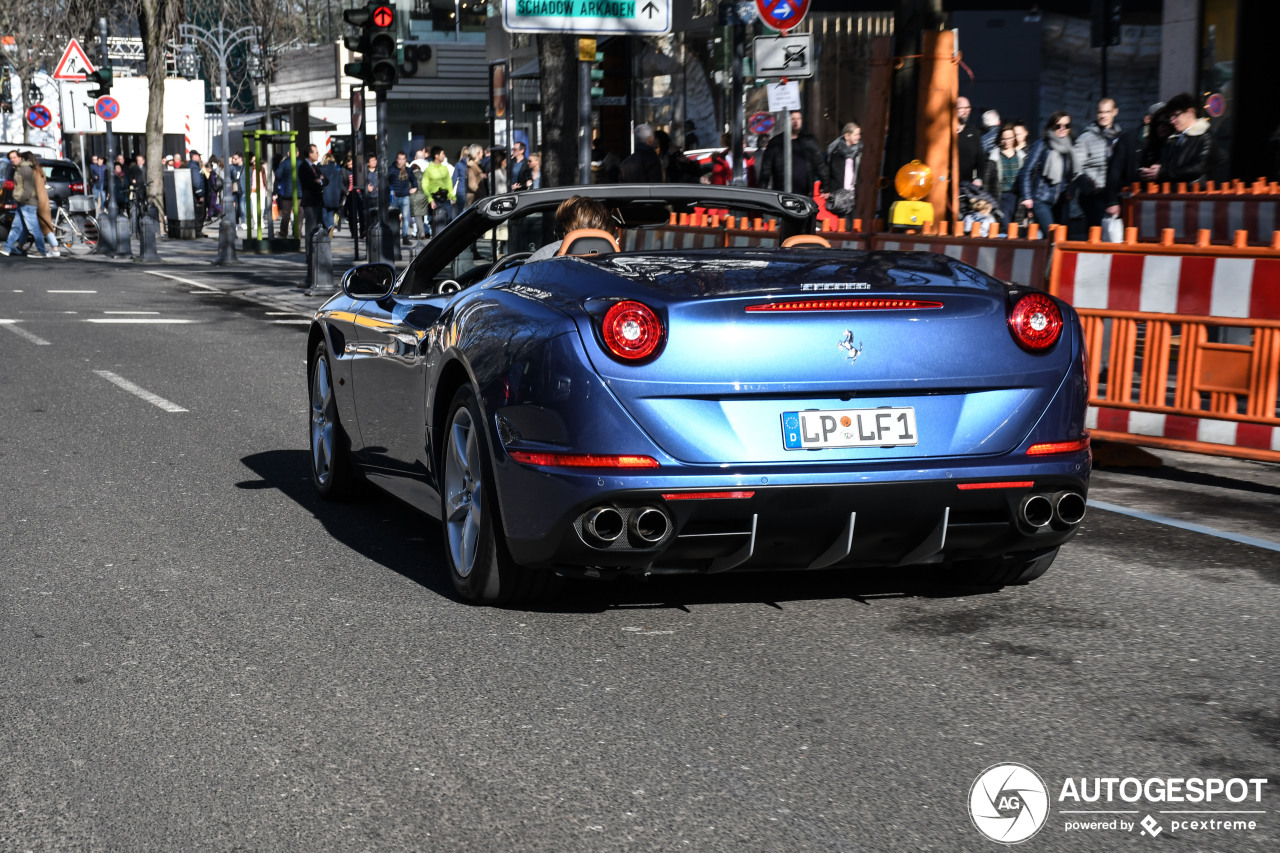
[869, 233, 1049, 289]
[1128, 196, 1280, 244]
[1053, 252, 1280, 320]
[1087, 407, 1280, 454]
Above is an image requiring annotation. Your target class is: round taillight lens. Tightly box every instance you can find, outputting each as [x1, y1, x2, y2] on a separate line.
[601, 301, 663, 361]
[1008, 292, 1063, 351]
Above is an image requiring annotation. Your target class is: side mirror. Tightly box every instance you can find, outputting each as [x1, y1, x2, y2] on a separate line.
[341, 263, 397, 300]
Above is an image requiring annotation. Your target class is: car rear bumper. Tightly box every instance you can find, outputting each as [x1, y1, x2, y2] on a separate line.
[496, 454, 1090, 574]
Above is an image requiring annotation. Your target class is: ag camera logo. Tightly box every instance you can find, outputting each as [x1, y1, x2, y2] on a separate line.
[969, 763, 1051, 844]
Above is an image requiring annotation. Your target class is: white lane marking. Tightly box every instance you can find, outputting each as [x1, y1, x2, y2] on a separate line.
[144, 271, 221, 292]
[93, 370, 188, 413]
[270, 320, 311, 325]
[265, 311, 308, 316]
[0, 319, 51, 345]
[1090, 499, 1280, 553]
[104, 310, 161, 315]
[84, 318, 196, 324]
[47, 289, 97, 293]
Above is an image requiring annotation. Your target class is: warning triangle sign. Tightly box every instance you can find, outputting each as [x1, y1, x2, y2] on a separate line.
[53, 39, 96, 81]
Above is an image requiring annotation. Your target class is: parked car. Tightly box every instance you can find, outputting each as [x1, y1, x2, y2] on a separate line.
[307, 184, 1090, 605]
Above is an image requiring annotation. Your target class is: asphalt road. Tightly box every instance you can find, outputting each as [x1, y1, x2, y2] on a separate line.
[1, 255, 1276, 852]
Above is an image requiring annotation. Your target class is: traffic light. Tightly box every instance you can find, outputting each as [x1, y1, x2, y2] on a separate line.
[344, 2, 398, 90]
[1090, 0, 1123, 48]
[87, 67, 113, 99]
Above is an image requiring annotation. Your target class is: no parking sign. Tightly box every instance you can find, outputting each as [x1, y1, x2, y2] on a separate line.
[94, 96, 120, 121]
[749, 112, 776, 136]
[26, 104, 52, 129]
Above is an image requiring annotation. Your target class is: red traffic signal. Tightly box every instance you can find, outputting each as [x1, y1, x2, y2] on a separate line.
[372, 5, 394, 27]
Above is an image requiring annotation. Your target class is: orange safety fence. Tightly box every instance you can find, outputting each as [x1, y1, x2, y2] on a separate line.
[1120, 179, 1280, 246]
[1049, 227, 1280, 462]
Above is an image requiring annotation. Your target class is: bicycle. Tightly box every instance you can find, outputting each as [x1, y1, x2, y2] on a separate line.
[53, 204, 99, 255]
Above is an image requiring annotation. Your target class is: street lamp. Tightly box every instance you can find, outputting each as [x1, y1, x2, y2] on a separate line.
[177, 22, 258, 265]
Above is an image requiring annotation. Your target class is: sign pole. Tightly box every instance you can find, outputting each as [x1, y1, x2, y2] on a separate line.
[782, 78, 792, 195]
[578, 39, 592, 185]
[94, 17, 118, 256]
[731, 9, 746, 185]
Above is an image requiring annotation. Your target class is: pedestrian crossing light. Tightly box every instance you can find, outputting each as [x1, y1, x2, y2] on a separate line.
[344, 2, 399, 91]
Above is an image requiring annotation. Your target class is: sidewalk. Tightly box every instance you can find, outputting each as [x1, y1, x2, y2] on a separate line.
[69, 222, 411, 315]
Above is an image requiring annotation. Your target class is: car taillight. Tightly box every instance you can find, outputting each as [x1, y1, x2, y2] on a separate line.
[69, 181, 84, 193]
[1026, 435, 1090, 456]
[508, 451, 659, 469]
[746, 298, 943, 312]
[1008, 292, 1063, 351]
[601, 300, 663, 361]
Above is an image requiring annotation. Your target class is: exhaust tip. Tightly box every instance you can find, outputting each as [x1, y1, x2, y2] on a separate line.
[629, 507, 671, 545]
[583, 506, 624, 545]
[1054, 491, 1087, 526]
[1020, 494, 1054, 529]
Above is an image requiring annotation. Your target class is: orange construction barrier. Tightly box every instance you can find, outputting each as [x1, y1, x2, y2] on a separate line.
[1049, 228, 1280, 462]
[869, 220, 1051, 290]
[1120, 180, 1280, 246]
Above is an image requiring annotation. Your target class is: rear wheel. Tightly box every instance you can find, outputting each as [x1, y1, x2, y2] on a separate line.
[947, 546, 1060, 586]
[309, 343, 357, 500]
[441, 386, 557, 605]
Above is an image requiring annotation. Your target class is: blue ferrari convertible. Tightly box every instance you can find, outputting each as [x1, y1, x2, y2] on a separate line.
[308, 185, 1090, 604]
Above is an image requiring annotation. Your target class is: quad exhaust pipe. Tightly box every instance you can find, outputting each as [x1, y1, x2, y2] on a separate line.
[579, 505, 672, 549]
[1019, 494, 1054, 529]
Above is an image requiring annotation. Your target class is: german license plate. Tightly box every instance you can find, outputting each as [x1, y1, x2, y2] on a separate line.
[781, 407, 919, 449]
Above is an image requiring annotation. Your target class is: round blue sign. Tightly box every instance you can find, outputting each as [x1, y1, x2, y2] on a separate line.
[755, 0, 810, 31]
[749, 112, 776, 136]
[94, 96, 120, 121]
[26, 104, 52, 129]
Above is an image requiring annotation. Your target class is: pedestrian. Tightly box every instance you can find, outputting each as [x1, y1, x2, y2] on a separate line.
[986, 123, 1026, 225]
[452, 146, 470, 217]
[31, 155, 59, 256]
[1139, 92, 1216, 185]
[205, 156, 223, 219]
[320, 153, 343, 232]
[1017, 111, 1077, 235]
[826, 121, 862, 215]
[297, 143, 326, 243]
[228, 152, 244, 227]
[654, 130, 700, 183]
[525, 153, 542, 190]
[188, 150, 207, 224]
[1073, 98, 1122, 230]
[409, 149, 431, 240]
[980, 110, 1002, 154]
[955, 97, 986, 189]
[510, 141, 531, 191]
[466, 144, 485, 206]
[963, 196, 999, 237]
[1012, 120, 1030, 155]
[758, 110, 830, 195]
[1, 152, 50, 258]
[274, 151, 295, 236]
[342, 154, 362, 237]
[90, 155, 107, 213]
[389, 150, 414, 245]
[1106, 102, 1163, 222]
[618, 124, 664, 183]
[423, 146, 456, 237]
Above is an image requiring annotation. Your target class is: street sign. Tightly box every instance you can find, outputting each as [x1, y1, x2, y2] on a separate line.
[53, 38, 96, 81]
[1206, 93, 1224, 118]
[754, 33, 813, 78]
[60, 81, 102, 133]
[755, 0, 810, 32]
[94, 95, 120, 121]
[502, 0, 672, 35]
[26, 104, 52, 128]
[765, 80, 801, 112]
[749, 112, 776, 135]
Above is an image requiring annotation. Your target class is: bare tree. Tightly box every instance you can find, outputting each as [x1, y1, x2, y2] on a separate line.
[537, 34, 579, 188]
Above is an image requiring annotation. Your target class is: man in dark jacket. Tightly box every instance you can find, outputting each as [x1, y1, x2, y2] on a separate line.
[188, 150, 207, 223]
[955, 97, 986, 188]
[275, 153, 295, 236]
[1106, 102, 1161, 218]
[759, 111, 830, 195]
[1140, 92, 1215, 185]
[619, 124, 664, 183]
[297, 144, 326, 242]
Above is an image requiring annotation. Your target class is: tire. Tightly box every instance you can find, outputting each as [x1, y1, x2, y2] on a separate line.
[440, 386, 557, 606]
[947, 546, 1060, 587]
[309, 342, 357, 500]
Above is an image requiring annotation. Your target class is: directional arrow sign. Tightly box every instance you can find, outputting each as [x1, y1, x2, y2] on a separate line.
[754, 33, 814, 79]
[502, 0, 671, 35]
